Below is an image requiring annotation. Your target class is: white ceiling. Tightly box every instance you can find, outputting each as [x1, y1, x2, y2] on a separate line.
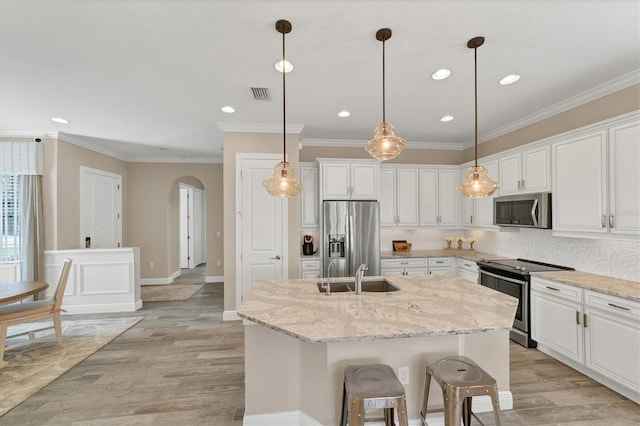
[1, 0, 638, 162]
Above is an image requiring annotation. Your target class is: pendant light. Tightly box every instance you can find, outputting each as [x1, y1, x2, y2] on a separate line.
[457, 36, 499, 198]
[366, 28, 406, 161]
[263, 19, 303, 197]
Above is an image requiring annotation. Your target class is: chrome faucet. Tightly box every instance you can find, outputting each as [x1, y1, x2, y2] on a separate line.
[355, 263, 368, 295]
[324, 263, 336, 296]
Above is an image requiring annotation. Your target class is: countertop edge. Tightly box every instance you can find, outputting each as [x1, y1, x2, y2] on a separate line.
[532, 271, 640, 302]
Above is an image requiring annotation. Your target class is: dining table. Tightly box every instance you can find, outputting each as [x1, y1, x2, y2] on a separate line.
[0, 281, 49, 306]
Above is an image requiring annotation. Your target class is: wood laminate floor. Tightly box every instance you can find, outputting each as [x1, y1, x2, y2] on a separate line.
[1, 267, 638, 425]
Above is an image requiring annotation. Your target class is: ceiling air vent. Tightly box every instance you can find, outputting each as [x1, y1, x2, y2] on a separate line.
[250, 87, 271, 101]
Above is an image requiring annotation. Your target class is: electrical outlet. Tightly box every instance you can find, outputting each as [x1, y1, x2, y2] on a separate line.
[398, 367, 409, 385]
[149, 262, 154, 269]
[217, 260, 222, 266]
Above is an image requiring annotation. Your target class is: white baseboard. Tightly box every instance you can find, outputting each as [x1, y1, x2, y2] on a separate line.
[61, 301, 142, 314]
[223, 310, 240, 321]
[141, 270, 181, 286]
[242, 391, 512, 426]
[206, 275, 223, 283]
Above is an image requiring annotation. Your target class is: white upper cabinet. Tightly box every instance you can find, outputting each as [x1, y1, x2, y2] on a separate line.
[552, 114, 639, 238]
[318, 159, 379, 200]
[379, 166, 419, 227]
[498, 145, 550, 195]
[419, 168, 459, 227]
[299, 163, 318, 228]
[461, 159, 499, 228]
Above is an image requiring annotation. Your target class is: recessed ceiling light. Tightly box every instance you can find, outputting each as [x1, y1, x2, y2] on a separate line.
[274, 60, 294, 73]
[440, 115, 454, 122]
[499, 74, 520, 85]
[431, 69, 451, 80]
[337, 110, 351, 118]
[221, 106, 235, 113]
[51, 117, 69, 124]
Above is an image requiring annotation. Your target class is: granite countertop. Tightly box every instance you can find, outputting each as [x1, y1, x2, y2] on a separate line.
[380, 249, 504, 262]
[534, 270, 640, 302]
[237, 275, 518, 343]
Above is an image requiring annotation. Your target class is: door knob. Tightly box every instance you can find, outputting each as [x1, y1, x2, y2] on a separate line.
[271, 255, 281, 260]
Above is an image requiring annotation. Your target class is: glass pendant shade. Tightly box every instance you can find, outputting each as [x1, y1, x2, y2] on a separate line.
[366, 122, 406, 160]
[457, 165, 499, 198]
[263, 161, 302, 198]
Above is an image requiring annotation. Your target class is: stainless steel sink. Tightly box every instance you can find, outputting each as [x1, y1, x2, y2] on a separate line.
[316, 280, 400, 293]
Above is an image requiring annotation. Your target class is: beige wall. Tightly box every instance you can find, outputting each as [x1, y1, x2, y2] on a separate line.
[466, 83, 640, 162]
[223, 132, 301, 312]
[127, 162, 224, 279]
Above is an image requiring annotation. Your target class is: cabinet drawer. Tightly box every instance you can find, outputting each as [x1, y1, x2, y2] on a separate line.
[458, 259, 477, 270]
[531, 277, 583, 303]
[381, 258, 428, 268]
[585, 290, 640, 321]
[429, 257, 452, 267]
[301, 260, 321, 270]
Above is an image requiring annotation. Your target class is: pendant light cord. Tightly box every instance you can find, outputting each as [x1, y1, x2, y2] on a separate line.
[474, 44, 478, 168]
[282, 30, 287, 162]
[382, 38, 386, 124]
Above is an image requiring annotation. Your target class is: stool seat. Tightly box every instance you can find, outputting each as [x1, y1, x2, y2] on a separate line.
[421, 355, 501, 426]
[342, 364, 408, 426]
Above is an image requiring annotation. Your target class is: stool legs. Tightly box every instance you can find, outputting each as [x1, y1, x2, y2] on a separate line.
[420, 368, 432, 422]
[489, 385, 502, 426]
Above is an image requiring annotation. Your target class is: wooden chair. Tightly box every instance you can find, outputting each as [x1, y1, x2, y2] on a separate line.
[0, 258, 73, 366]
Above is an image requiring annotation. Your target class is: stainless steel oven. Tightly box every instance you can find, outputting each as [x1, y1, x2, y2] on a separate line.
[477, 258, 574, 348]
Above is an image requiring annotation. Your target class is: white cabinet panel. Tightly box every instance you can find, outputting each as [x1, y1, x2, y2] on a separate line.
[396, 168, 420, 226]
[498, 153, 521, 195]
[419, 168, 459, 228]
[419, 169, 438, 226]
[609, 121, 640, 236]
[379, 168, 397, 227]
[321, 162, 351, 199]
[318, 159, 379, 200]
[522, 146, 550, 193]
[438, 169, 459, 226]
[472, 160, 499, 227]
[300, 164, 318, 228]
[351, 163, 379, 199]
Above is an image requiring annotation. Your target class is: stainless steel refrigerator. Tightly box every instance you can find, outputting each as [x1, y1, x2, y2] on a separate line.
[322, 200, 380, 278]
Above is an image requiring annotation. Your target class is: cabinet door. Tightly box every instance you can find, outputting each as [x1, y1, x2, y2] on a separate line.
[419, 169, 438, 226]
[301, 270, 321, 279]
[428, 267, 452, 275]
[438, 169, 459, 227]
[609, 121, 640, 236]
[584, 307, 640, 392]
[321, 163, 351, 199]
[300, 164, 318, 228]
[381, 268, 405, 276]
[522, 145, 550, 193]
[379, 168, 397, 227]
[350, 163, 379, 199]
[473, 160, 499, 227]
[552, 131, 607, 233]
[396, 168, 419, 227]
[531, 291, 583, 363]
[498, 153, 521, 195]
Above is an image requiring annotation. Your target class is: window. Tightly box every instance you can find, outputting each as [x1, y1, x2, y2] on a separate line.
[1, 175, 21, 263]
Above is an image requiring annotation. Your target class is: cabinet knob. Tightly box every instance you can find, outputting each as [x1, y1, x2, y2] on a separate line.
[609, 215, 614, 228]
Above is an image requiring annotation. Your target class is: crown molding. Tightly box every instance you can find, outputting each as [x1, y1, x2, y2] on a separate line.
[58, 132, 128, 161]
[217, 122, 304, 134]
[126, 155, 223, 164]
[0, 130, 59, 139]
[301, 138, 464, 151]
[477, 69, 640, 144]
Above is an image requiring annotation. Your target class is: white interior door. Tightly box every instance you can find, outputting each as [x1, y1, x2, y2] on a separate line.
[193, 188, 205, 265]
[80, 167, 122, 248]
[179, 185, 190, 268]
[236, 154, 287, 307]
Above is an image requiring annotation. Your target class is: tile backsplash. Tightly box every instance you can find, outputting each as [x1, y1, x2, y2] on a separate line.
[381, 228, 640, 282]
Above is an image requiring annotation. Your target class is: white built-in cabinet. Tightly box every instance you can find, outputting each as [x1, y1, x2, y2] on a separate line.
[531, 276, 640, 403]
[299, 163, 318, 228]
[379, 166, 419, 227]
[419, 168, 459, 227]
[461, 159, 499, 228]
[498, 145, 550, 195]
[552, 114, 639, 238]
[300, 259, 321, 279]
[381, 257, 454, 276]
[317, 158, 379, 200]
[457, 259, 478, 283]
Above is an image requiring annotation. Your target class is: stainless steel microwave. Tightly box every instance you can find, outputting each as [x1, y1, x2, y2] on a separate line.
[493, 192, 552, 229]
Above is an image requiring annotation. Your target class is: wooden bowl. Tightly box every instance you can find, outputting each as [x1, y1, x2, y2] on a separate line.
[393, 242, 412, 252]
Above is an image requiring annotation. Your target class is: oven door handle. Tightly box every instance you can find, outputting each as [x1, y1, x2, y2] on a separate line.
[480, 270, 527, 285]
[531, 199, 539, 227]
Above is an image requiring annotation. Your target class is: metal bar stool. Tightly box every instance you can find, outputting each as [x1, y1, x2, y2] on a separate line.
[420, 355, 501, 426]
[341, 364, 408, 426]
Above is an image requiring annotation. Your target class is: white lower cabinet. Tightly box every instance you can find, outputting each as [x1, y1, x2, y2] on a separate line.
[456, 259, 478, 283]
[531, 276, 640, 402]
[381, 258, 428, 276]
[300, 259, 321, 279]
[428, 257, 454, 275]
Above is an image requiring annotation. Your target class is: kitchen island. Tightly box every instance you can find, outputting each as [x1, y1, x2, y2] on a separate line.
[238, 274, 518, 425]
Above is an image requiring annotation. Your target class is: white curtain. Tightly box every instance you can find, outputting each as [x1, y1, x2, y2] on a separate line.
[19, 175, 44, 281]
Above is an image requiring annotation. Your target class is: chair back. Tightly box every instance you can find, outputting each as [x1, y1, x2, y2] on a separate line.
[53, 258, 73, 311]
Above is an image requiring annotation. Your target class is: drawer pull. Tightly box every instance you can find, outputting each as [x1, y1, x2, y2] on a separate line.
[576, 310, 580, 325]
[545, 286, 560, 292]
[583, 313, 588, 328]
[401, 262, 409, 265]
[608, 302, 630, 311]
